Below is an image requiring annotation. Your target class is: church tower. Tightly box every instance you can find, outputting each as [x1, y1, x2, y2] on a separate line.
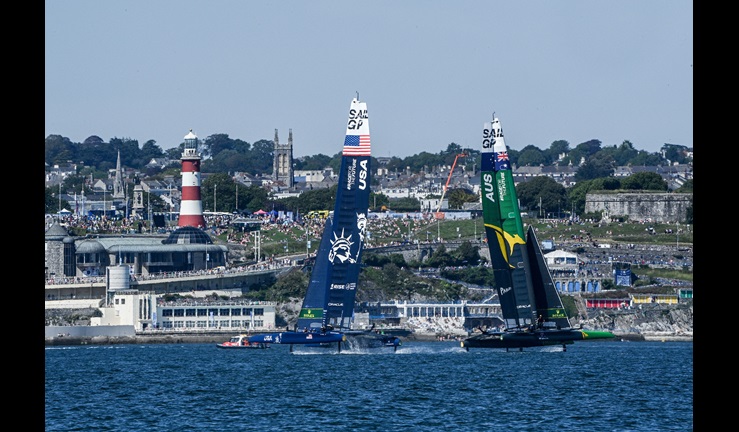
[113, 150, 125, 199]
[272, 128, 294, 188]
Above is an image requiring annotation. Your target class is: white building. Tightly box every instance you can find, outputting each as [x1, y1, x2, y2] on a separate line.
[89, 265, 277, 331]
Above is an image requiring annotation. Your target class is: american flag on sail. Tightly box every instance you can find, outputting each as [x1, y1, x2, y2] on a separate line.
[343, 134, 371, 156]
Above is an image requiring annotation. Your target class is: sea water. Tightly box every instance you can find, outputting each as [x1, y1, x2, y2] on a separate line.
[45, 341, 693, 431]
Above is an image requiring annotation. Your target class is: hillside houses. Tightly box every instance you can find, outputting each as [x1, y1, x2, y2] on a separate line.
[47, 135, 693, 219]
[45, 162, 78, 188]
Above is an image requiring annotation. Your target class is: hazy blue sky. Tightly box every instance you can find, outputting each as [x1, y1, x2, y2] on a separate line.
[45, 1, 692, 158]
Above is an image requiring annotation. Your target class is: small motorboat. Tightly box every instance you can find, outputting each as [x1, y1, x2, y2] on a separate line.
[216, 334, 269, 349]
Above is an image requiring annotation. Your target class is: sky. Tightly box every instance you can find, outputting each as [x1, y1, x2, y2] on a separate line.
[45, 1, 693, 158]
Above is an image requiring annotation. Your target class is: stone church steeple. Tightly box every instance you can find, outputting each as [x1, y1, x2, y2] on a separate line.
[272, 128, 294, 188]
[113, 150, 125, 199]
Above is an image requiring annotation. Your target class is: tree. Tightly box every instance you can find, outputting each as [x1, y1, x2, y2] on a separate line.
[144, 191, 168, 212]
[291, 185, 337, 212]
[110, 137, 143, 169]
[447, 188, 477, 210]
[662, 145, 690, 164]
[589, 177, 621, 191]
[295, 154, 332, 170]
[369, 192, 389, 211]
[384, 156, 405, 173]
[45, 135, 76, 165]
[397, 151, 441, 174]
[440, 266, 494, 287]
[517, 145, 546, 167]
[140, 140, 165, 164]
[567, 180, 592, 216]
[250, 140, 276, 175]
[426, 244, 454, 267]
[387, 197, 421, 212]
[61, 173, 89, 196]
[629, 151, 665, 166]
[205, 150, 253, 173]
[201, 173, 237, 212]
[77, 136, 112, 170]
[238, 185, 270, 213]
[610, 140, 640, 166]
[620, 172, 668, 191]
[45, 186, 70, 213]
[203, 133, 235, 158]
[165, 147, 183, 160]
[574, 139, 603, 156]
[255, 268, 306, 302]
[575, 152, 615, 181]
[516, 176, 567, 215]
[452, 241, 481, 266]
[444, 142, 464, 155]
[547, 140, 570, 162]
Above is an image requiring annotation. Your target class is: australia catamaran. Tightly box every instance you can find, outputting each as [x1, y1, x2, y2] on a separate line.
[248, 95, 401, 352]
[461, 115, 614, 351]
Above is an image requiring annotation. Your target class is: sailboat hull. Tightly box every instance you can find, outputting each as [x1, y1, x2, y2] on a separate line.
[248, 331, 345, 345]
[461, 329, 614, 349]
[247, 330, 400, 352]
[466, 115, 615, 350]
[343, 331, 401, 349]
[248, 97, 385, 352]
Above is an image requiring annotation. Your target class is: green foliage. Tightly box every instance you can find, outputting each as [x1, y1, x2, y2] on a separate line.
[531, 219, 693, 246]
[631, 266, 693, 284]
[252, 215, 693, 304]
[675, 179, 693, 193]
[440, 266, 494, 286]
[516, 176, 567, 216]
[363, 253, 408, 268]
[369, 192, 389, 211]
[295, 154, 332, 170]
[200, 174, 272, 213]
[45, 187, 70, 213]
[419, 241, 482, 268]
[388, 196, 421, 212]
[46, 129, 680, 181]
[620, 172, 668, 191]
[447, 188, 478, 210]
[575, 151, 615, 181]
[517, 145, 546, 166]
[559, 295, 579, 320]
[452, 241, 482, 266]
[246, 269, 303, 302]
[600, 279, 616, 290]
[425, 244, 453, 267]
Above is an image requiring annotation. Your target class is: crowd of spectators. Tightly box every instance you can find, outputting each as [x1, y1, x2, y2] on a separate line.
[46, 211, 692, 286]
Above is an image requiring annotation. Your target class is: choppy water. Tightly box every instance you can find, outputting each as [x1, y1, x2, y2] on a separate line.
[45, 340, 693, 431]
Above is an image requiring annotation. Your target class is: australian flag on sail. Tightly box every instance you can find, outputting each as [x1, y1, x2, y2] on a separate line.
[494, 151, 510, 171]
[343, 134, 371, 156]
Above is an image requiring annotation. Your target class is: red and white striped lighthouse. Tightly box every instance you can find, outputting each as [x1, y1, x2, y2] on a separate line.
[178, 130, 206, 228]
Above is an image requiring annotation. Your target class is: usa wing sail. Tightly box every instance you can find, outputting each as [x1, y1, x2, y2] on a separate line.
[322, 97, 371, 330]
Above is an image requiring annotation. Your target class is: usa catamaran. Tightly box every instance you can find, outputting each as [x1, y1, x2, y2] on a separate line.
[248, 95, 401, 352]
[461, 115, 614, 351]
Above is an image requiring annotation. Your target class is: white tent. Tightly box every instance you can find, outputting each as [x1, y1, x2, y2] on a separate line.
[544, 250, 579, 268]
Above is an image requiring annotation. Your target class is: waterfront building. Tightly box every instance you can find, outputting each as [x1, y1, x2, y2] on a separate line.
[45, 223, 227, 279]
[68, 264, 280, 332]
[90, 289, 277, 332]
